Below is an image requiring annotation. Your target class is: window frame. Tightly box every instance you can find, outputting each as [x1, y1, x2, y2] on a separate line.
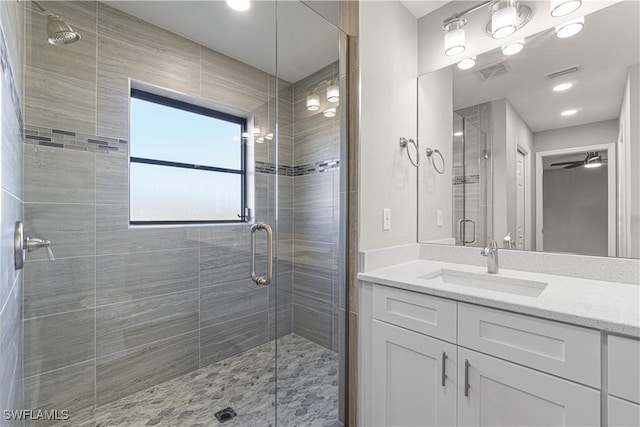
[129, 89, 248, 226]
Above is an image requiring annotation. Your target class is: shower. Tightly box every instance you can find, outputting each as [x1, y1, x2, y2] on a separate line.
[32, 0, 81, 45]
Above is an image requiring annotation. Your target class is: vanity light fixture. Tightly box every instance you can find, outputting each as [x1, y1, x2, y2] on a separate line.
[453, 131, 464, 136]
[550, 0, 582, 17]
[226, 0, 251, 12]
[326, 80, 340, 103]
[265, 132, 274, 141]
[443, 18, 467, 56]
[561, 109, 577, 116]
[242, 131, 250, 139]
[556, 16, 584, 38]
[491, 0, 518, 39]
[502, 39, 525, 55]
[252, 126, 261, 135]
[457, 57, 477, 70]
[553, 82, 573, 92]
[306, 90, 320, 111]
[256, 136, 265, 144]
[323, 107, 337, 118]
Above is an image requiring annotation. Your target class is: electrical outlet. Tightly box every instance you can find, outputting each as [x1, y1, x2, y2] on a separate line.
[437, 210, 443, 227]
[383, 208, 391, 230]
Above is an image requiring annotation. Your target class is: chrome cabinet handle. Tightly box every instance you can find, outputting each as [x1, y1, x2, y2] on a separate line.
[464, 359, 470, 397]
[250, 222, 273, 287]
[441, 352, 447, 387]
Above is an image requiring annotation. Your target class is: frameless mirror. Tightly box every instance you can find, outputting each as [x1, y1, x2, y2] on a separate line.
[418, 0, 639, 259]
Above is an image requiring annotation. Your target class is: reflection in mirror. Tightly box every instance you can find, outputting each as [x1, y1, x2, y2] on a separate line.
[418, 1, 639, 259]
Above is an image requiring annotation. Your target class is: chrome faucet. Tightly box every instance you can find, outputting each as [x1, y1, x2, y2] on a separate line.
[480, 240, 499, 274]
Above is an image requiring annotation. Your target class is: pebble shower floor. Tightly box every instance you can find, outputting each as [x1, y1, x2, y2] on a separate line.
[64, 334, 340, 427]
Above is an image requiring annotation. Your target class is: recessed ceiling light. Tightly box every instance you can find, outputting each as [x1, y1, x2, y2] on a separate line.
[561, 109, 578, 116]
[457, 57, 476, 70]
[502, 39, 525, 56]
[226, 0, 250, 11]
[453, 131, 463, 137]
[556, 16, 584, 38]
[550, 0, 582, 17]
[553, 83, 573, 92]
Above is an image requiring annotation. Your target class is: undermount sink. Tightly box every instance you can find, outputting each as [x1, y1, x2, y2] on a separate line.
[419, 269, 548, 297]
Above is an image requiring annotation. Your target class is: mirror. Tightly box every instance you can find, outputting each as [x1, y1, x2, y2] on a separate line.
[418, 1, 639, 259]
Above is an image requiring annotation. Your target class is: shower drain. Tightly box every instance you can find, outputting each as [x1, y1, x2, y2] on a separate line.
[214, 407, 237, 423]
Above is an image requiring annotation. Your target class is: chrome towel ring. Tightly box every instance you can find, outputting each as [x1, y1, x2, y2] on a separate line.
[399, 137, 419, 168]
[426, 147, 445, 174]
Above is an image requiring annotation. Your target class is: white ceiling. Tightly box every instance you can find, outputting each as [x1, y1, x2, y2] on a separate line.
[400, 0, 448, 18]
[452, 1, 639, 132]
[102, 1, 339, 83]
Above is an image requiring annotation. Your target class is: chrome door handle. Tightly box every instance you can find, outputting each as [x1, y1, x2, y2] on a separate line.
[250, 222, 273, 287]
[464, 359, 470, 397]
[459, 219, 476, 244]
[441, 352, 447, 387]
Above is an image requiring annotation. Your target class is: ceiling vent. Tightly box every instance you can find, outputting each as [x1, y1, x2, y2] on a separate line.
[474, 61, 510, 81]
[547, 66, 580, 79]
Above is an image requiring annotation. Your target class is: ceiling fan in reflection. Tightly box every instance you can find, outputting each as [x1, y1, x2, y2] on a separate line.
[550, 152, 607, 169]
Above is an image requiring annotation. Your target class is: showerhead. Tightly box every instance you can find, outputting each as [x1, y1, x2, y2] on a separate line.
[45, 13, 81, 45]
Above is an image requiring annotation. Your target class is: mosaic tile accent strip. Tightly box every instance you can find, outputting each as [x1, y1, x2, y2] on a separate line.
[0, 26, 23, 128]
[452, 174, 480, 185]
[23, 124, 128, 155]
[66, 334, 340, 427]
[256, 159, 340, 176]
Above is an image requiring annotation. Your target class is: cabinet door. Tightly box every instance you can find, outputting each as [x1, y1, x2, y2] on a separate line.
[371, 320, 457, 427]
[458, 348, 600, 427]
[608, 395, 640, 427]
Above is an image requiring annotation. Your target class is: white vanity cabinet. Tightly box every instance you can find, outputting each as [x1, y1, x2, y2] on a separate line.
[371, 320, 457, 426]
[458, 347, 600, 426]
[364, 283, 607, 427]
[607, 335, 640, 427]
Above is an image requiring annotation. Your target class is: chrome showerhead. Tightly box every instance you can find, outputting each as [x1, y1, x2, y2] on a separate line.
[45, 13, 81, 45]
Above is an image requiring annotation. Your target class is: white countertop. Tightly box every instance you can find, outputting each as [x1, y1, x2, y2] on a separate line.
[357, 259, 640, 337]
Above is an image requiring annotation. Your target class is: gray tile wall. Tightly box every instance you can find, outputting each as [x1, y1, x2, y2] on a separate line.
[22, 1, 294, 415]
[0, 0, 24, 423]
[292, 63, 342, 351]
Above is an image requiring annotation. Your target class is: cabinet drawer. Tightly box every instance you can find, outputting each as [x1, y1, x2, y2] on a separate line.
[458, 303, 601, 388]
[608, 395, 640, 427]
[608, 335, 640, 404]
[373, 285, 457, 343]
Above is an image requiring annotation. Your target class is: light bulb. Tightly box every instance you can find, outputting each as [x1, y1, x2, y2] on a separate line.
[443, 19, 466, 56]
[553, 83, 573, 92]
[492, 4, 517, 39]
[306, 90, 320, 111]
[457, 57, 476, 70]
[323, 107, 337, 118]
[556, 16, 584, 38]
[326, 81, 340, 103]
[550, 0, 582, 17]
[502, 39, 525, 56]
[226, 0, 250, 12]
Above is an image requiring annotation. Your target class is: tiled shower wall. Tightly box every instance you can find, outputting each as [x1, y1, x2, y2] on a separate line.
[1, 0, 25, 418]
[291, 63, 342, 351]
[21, 1, 295, 413]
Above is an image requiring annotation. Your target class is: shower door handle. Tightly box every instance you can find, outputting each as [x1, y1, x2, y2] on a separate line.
[250, 222, 273, 287]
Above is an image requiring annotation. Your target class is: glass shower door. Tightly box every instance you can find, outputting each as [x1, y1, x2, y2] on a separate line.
[453, 114, 489, 247]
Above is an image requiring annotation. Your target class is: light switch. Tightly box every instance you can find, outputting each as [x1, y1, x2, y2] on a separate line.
[383, 208, 391, 230]
[437, 210, 443, 227]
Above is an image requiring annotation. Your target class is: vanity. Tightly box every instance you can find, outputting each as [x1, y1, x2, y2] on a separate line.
[358, 256, 640, 427]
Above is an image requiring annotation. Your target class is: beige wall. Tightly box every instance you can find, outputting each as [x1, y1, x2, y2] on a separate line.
[359, 0, 418, 250]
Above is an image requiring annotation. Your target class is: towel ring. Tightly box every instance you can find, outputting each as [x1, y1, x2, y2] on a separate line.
[426, 148, 445, 174]
[399, 137, 419, 168]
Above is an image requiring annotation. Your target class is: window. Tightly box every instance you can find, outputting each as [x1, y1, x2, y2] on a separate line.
[129, 89, 247, 225]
